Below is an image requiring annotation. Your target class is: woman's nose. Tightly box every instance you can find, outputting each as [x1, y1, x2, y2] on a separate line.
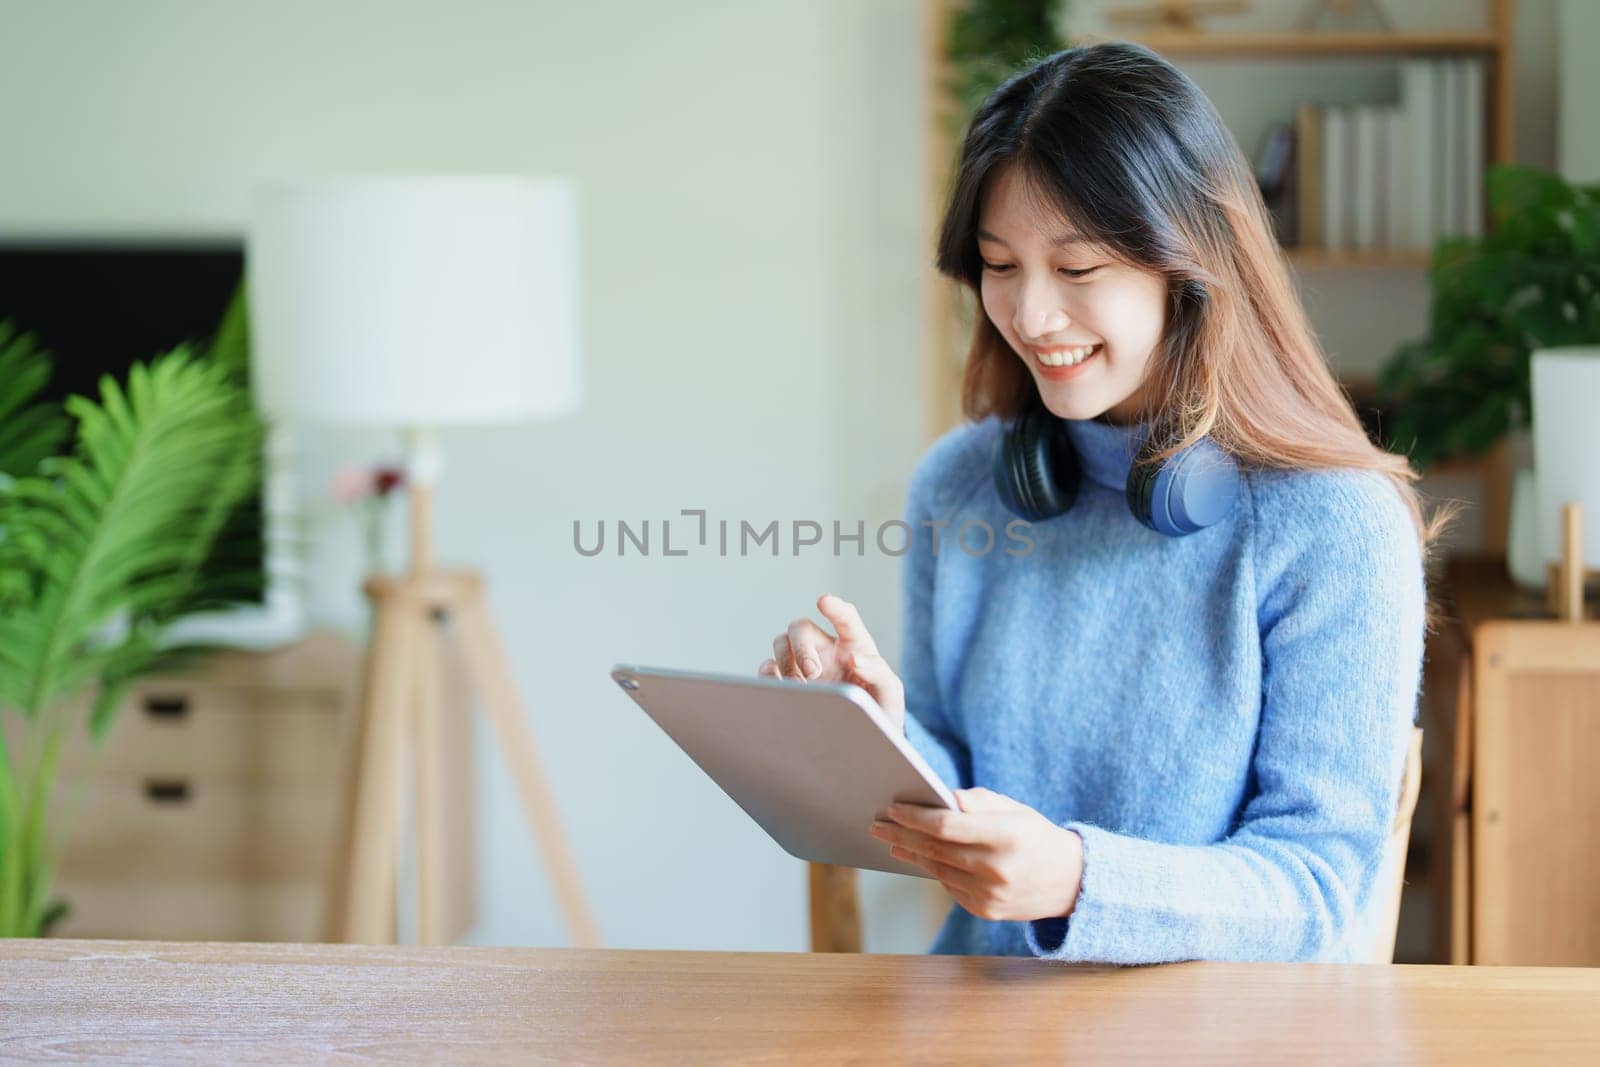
[1016, 303, 1070, 344]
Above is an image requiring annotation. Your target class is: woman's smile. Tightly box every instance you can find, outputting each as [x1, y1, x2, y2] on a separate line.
[1031, 343, 1101, 380]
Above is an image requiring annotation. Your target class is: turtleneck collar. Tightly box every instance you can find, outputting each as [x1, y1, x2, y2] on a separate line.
[1062, 415, 1150, 491]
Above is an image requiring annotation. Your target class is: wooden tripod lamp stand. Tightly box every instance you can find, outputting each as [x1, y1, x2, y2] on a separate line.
[249, 175, 599, 947]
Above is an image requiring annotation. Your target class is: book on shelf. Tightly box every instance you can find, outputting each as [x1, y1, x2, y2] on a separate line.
[1353, 105, 1384, 251]
[1460, 58, 1485, 238]
[1282, 56, 1486, 260]
[1322, 106, 1350, 250]
[1253, 122, 1296, 244]
[1437, 59, 1462, 242]
[1384, 106, 1408, 250]
[1294, 102, 1323, 249]
[1401, 58, 1436, 250]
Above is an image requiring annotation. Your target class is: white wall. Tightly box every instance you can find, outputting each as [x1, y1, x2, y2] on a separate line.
[0, 0, 933, 952]
[1560, 0, 1600, 181]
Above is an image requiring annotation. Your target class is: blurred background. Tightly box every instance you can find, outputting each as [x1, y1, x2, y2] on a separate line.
[0, 0, 1595, 965]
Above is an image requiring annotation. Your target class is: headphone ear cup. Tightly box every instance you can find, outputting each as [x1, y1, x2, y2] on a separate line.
[1125, 459, 1160, 530]
[993, 409, 1081, 521]
[1126, 438, 1240, 536]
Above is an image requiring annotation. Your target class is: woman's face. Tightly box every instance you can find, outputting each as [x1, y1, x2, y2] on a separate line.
[977, 165, 1167, 425]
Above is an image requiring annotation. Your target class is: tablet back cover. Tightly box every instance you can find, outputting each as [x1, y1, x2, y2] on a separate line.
[611, 664, 956, 877]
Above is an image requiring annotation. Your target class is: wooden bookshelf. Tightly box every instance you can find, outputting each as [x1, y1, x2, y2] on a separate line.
[920, 0, 1519, 442]
[1109, 6, 1518, 274]
[1122, 0, 1517, 175]
[1287, 246, 1432, 270]
[1114, 31, 1502, 58]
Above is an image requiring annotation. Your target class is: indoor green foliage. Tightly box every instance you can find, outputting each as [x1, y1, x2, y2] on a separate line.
[1377, 165, 1600, 469]
[172, 281, 268, 616]
[0, 332, 260, 936]
[945, 0, 1071, 126]
[0, 323, 70, 482]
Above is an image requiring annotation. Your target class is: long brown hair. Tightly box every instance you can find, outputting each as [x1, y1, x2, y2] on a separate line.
[935, 41, 1455, 593]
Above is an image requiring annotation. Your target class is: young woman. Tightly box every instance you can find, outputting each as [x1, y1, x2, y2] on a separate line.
[758, 41, 1450, 964]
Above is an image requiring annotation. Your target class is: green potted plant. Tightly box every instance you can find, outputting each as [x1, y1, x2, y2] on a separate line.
[944, 0, 1073, 126]
[1376, 164, 1600, 467]
[1375, 164, 1600, 581]
[0, 291, 261, 937]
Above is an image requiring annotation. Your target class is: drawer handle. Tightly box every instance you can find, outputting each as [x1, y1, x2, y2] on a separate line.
[143, 779, 191, 804]
[143, 695, 190, 720]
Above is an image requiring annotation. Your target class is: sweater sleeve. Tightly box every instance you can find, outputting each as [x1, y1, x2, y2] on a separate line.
[1025, 470, 1426, 963]
[896, 429, 976, 793]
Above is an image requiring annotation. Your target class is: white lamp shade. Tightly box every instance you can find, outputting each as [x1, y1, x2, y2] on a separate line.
[1531, 346, 1600, 567]
[248, 174, 581, 426]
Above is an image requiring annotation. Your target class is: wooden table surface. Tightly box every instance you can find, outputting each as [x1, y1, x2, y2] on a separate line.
[3, 940, 1599, 1064]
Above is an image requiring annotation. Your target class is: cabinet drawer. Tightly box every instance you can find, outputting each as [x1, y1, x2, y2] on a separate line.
[58, 777, 342, 884]
[57, 685, 348, 785]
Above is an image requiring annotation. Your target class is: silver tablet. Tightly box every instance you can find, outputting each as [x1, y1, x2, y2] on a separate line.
[610, 663, 958, 878]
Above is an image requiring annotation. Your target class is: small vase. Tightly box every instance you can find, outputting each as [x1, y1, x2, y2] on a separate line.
[1507, 466, 1547, 592]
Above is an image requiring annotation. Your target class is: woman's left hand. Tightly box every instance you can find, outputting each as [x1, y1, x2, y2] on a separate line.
[870, 787, 1084, 923]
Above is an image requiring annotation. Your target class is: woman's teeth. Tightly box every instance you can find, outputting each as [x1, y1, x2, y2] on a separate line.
[1037, 344, 1098, 367]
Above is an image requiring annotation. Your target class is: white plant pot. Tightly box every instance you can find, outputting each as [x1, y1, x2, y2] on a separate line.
[1507, 466, 1548, 592]
[1531, 347, 1600, 577]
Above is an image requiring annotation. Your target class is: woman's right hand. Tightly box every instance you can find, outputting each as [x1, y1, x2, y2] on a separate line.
[757, 593, 906, 733]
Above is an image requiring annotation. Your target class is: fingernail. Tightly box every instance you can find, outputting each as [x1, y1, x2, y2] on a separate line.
[801, 658, 819, 678]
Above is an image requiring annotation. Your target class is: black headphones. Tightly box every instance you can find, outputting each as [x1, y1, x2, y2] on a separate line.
[993, 407, 1241, 536]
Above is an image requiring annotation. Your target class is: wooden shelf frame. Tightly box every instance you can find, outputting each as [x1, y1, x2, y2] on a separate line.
[1111, 30, 1503, 58]
[1120, 0, 1517, 169]
[1286, 246, 1432, 270]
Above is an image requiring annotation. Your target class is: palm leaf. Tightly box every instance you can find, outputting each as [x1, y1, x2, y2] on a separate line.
[151, 278, 267, 623]
[208, 280, 251, 385]
[0, 349, 257, 720]
[0, 320, 70, 480]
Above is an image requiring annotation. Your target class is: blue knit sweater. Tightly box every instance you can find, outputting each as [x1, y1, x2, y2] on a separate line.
[897, 413, 1425, 964]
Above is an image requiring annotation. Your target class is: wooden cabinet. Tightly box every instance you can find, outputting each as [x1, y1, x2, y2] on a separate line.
[1414, 557, 1600, 965]
[1469, 620, 1600, 964]
[45, 633, 362, 941]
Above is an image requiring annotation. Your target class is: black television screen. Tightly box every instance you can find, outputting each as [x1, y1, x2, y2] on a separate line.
[0, 242, 242, 401]
[0, 241, 265, 607]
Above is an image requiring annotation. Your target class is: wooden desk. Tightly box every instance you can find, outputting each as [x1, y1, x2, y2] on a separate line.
[3, 940, 1599, 1063]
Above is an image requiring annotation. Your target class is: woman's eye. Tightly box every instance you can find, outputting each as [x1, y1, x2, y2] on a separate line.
[980, 261, 1100, 278]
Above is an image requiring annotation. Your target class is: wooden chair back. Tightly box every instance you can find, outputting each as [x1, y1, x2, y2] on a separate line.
[1365, 725, 1425, 964]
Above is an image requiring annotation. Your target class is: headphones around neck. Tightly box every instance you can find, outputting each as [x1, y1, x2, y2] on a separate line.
[992, 407, 1241, 537]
